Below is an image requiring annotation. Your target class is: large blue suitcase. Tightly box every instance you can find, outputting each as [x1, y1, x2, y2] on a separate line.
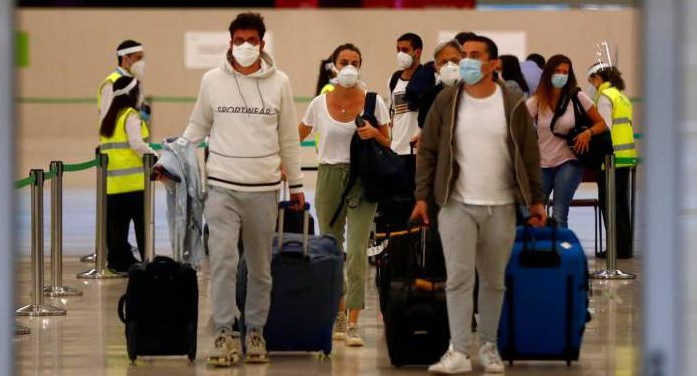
[237, 203, 343, 356]
[497, 225, 591, 366]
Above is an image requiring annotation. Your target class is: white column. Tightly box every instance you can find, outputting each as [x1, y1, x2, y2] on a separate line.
[0, 1, 15, 374]
[643, 1, 684, 375]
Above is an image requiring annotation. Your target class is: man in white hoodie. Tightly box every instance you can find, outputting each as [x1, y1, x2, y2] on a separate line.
[181, 12, 305, 367]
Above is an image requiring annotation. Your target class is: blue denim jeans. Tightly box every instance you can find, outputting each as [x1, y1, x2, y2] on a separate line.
[541, 160, 584, 228]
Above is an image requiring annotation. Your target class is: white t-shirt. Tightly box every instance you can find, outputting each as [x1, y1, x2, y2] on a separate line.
[451, 86, 515, 206]
[302, 93, 391, 164]
[526, 91, 595, 168]
[390, 79, 420, 155]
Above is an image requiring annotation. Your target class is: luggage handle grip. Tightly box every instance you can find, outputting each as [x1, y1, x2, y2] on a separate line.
[519, 221, 562, 268]
[277, 202, 310, 257]
[118, 294, 127, 324]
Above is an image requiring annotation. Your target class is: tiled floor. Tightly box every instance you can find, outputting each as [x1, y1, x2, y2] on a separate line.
[13, 184, 642, 375]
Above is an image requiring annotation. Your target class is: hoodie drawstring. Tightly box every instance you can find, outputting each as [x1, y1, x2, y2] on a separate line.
[256, 80, 266, 111]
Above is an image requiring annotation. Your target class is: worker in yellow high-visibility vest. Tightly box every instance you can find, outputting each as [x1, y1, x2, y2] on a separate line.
[97, 40, 148, 263]
[99, 76, 157, 272]
[98, 40, 148, 125]
[588, 63, 638, 259]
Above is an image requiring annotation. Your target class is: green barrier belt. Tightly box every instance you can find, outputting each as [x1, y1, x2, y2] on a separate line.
[300, 140, 316, 148]
[615, 157, 641, 165]
[64, 159, 99, 172]
[18, 96, 317, 105]
[149, 142, 208, 151]
[14, 175, 34, 189]
[43, 170, 57, 180]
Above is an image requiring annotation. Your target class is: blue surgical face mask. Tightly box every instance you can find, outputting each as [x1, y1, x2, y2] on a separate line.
[551, 74, 569, 89]
[459, 58, 484, 85]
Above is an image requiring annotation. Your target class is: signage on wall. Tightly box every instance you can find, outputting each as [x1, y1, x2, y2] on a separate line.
[184, 31, 274, 69]
[437, 30, 527, 60]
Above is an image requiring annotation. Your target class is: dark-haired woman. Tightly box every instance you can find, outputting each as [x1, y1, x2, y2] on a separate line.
[499, 55, 530, 97]
[526, 55, 607, 228]
[299, 43, 390, 347]
[99, 76, 157, 272]
[588, 64, 637, 259]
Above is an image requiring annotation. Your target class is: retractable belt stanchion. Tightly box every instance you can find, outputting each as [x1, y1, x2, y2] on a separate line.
[15, 170, 66, 316]
[592, 155, 636, 280]
[44, 161, 83, 297]
[143, 153, 155, 263]
[79, 155, 98, 264]
[77, 149, 126, 279]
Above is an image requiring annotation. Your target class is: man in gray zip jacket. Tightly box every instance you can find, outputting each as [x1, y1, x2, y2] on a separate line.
[411, 35, 546, 375]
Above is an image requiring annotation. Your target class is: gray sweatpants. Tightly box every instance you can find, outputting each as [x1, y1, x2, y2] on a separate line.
[438, 201, 516, 354]
[205, 185, 278, 331]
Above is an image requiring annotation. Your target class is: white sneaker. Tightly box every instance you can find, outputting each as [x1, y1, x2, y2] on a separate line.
[345, 325, 364, 347]
[428, 350, 472, 374]
[478, 342, 505, 373]
[206, 329, 239, 367]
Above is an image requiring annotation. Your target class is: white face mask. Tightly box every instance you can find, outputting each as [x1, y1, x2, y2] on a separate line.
[232, 42, 261, 68]
[336, 65, 359, 88]
[129, 60, 145, 80]
[438, 62, 461, 86]
[396, 52, 413, 70]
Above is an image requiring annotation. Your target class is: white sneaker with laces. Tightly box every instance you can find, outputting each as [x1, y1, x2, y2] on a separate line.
[427, 349, 472, 374]
[206, 329, 239, 367]
[478, 342, 505, 373]
[345, 325, 364, 347]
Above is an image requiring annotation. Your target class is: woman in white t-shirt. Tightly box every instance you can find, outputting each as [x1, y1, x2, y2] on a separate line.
[526, 54, 607, 228]
[298, 43, 391, 347]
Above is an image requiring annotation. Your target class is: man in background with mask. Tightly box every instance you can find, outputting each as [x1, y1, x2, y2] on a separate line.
[96, 39, 147, 266]
[411, 35, 546, 375]
[389, 32, 434, 155]
[180, 12, 304, 367]
[98, 40, 148, 124]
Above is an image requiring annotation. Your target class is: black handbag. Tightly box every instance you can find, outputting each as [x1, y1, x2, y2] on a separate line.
[550, 89, 613, 167]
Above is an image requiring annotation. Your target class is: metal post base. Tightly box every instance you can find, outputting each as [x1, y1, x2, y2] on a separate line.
[43, 285, 83, 297]
[77, 268, 127, 279]
[15, 323, 30, 335]
[79, 253, 96, 263]
[15, 304, 66, 317]
[591, 270, 636, 280]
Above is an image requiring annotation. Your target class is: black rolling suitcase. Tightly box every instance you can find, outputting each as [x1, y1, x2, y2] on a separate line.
[118, 256, 198, 362]
[381, 227, 449, 367]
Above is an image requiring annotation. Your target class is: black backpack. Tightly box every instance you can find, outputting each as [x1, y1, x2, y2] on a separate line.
[330, 92, 410, 226]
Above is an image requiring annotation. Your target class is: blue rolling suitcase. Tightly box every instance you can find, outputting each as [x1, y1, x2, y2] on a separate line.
[237, 202, 343, 356]
[497, 225, 591, 366]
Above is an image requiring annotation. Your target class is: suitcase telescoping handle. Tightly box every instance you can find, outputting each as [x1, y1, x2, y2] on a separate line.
[277, 201, 311, 257]
[406, 219, 428, 270]
[519, 218, 561, 268]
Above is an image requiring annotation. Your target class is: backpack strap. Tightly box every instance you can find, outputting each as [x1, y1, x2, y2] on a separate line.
[389, 71, 402, 93]
[549, 89, 575, 138]
[363, 92, 378, 122]
[329, 92, 379, 227]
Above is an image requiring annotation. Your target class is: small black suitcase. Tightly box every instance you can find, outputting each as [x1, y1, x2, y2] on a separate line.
[118, 256, 198, 362]
[381, 228, 450, 367]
